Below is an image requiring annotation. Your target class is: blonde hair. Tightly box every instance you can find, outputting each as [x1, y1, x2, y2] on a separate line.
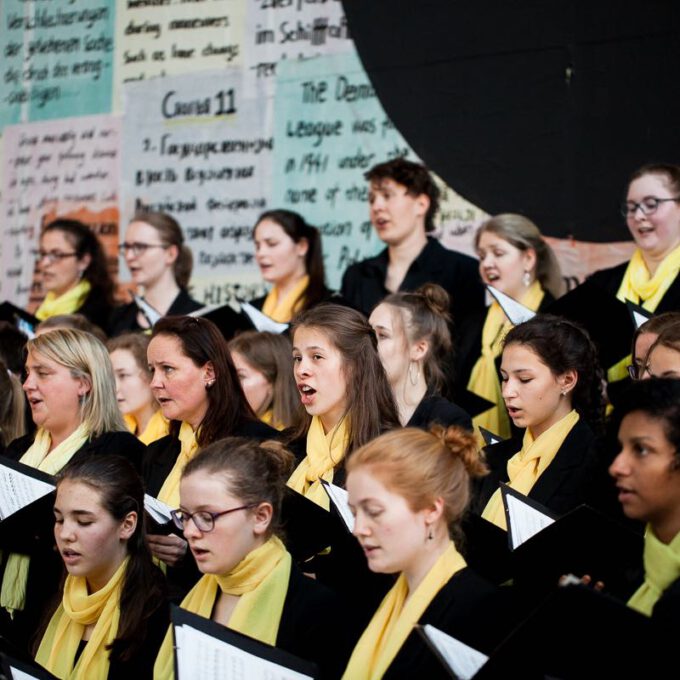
[27, 329, 126, 437]
[0, 363, 26, 446]
[474, 213, 564, 298]
[346, 426, 487, 540]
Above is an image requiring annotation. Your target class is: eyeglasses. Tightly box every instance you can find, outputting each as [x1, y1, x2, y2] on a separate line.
[170, 504, 257, 532]
[118, 242, 169, 257]
[626, 364, 639, 380]
[620, 196, 680, 218]
[33, 250, 78, 264]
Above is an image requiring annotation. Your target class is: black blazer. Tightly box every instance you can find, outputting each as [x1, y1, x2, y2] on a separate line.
[341, 237, 485, 323]
[383, 567, 513, 679]
[108, 289, 203, 337]
[276, 564, 362, 680]
[472, 418, 606, 519]
[0, 431, 146, 656]
[76, 289, 114, 336]
[406, 395, 472, 432]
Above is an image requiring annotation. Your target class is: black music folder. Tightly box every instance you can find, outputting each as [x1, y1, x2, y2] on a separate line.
[171, 605, 318, 679]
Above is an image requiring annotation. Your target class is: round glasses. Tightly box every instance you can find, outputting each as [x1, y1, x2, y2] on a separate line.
[119, 242, 169, 257]
[620, 196, 680, 218]
[33, 249, 78, 264]
[170, 504, 257, 532]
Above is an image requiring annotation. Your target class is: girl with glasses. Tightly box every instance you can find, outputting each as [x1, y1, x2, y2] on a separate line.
[110, 212, 202, 336]
[627, 312, 680, 381]
[143, 316, 277, 596]
[153, 437, 359, 680]
[35, 219, 115, 334]
[0, 329, 145, 655]
[643, 322, 680, 380]
[34, 455, 168, 679]
[107, 333, 168, 445]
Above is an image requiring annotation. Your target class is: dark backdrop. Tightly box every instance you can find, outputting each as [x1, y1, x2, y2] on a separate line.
[343, 0, 680, 241]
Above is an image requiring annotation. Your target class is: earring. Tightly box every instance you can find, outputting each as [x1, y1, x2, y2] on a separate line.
[408, 361, 420, 386]
[427, 527, 434, 541]
[205, 379, 215, 390]
[561, 389, 567, 396]
[522, 270, 531, 287]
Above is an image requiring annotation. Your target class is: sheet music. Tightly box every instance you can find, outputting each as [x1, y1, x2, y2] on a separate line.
[133, 295, 163, 327]
[632, 310, 648, 329]
[321, 482, 354, 532]
[486, 286, 536, 325]
[0, 467, 54, 521]
[9, 667, 45, 680]
[240, 302, 289, 334]
[175, 624, 314, 680]
[144, 494, 174, 525]
[505, 493, 555, 550]
[421, 624, 488, 680]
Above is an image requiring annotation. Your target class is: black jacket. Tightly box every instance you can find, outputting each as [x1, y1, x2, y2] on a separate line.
[472, 418, 607, 518]
[406, 395, 472, 432]
[0, 431, 146, 656]
[74, 289, 114, 336]
[109, 289, 203, 337]
[383, 567, 513, 679]
[341, 237, 485, 323]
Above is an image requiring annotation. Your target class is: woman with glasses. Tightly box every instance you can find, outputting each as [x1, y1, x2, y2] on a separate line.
[35, 219, 115, 334]
[107, 333, 168, 445]
[34, 455, 168, 679]
[143, 316, 277, 596]
[583, 163, 680, 384]
[0, 328, 145, 655]
[457, 214, 562, 441]
[110, 212, 202, 336]
[153, 437, 358, 680]
[643, 323, 680, 380]
[627, 312, 680, 381]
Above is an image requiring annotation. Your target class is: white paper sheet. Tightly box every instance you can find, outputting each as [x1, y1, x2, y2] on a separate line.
[144, 494, 174, 525]
[486, 286, 536, 325]
[0, 465, 54, 521]
[9, 667, 45, 680]
[421, 624, 488, 680]
[505, 493, 555, 550]
[175, 623, 314, 680]
[321, 482, 354, 532]
[240, 302, 289, 334]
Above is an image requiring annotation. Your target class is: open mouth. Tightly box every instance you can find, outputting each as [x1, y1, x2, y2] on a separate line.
[61, 549, 81, 564]
[485, 272, 500, 282]
[298, 384, 316, 406]
[191, 546, 210, 560]
[506, 406, 522, 418]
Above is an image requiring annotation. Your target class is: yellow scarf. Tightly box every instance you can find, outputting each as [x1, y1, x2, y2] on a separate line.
[35, 280, 92, 321]
[482, 410, 579, 530]
[609, 245, 680, 381]
[468, 282, 545, 443]
[1, 425, 90, 615]
[156, 422, 199, 509]
[342, 541, 466, 680]
[124, 411, 170, 445]
[35, 557, 128, 680]
[261, 275, 309, 323]
[628, 526, 680, 617]
[287, 416, 349, 509]
[261, 409, 285, 432]
[153, 536, 291, 680]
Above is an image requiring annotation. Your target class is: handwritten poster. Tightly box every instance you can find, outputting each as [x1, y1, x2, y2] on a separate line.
[1, 115, 120, 306]
[243, 0, 351, 91]
[121, 69, 270, 305]
[113, 0, 246, 111]
[0, 0, 115, 126]
[271, 51, 421, 288]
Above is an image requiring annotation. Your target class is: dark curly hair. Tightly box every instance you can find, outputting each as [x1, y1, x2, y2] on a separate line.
[611, 378, 680, 470]
[503, 314, 606, 433]
[365, 158, 440, 232]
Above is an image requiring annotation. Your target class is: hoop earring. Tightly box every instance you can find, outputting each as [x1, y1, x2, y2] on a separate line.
[522, 270, 531, 287]
[408, 361, 420, 386]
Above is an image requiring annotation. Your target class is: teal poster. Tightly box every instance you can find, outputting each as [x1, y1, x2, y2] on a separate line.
[0, 0, 115, 126]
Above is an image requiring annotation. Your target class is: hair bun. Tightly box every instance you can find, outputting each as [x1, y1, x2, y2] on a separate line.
[430, 424, 488, 479]
[415, 283, 450, 318]
[260, 439, 296, 478]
